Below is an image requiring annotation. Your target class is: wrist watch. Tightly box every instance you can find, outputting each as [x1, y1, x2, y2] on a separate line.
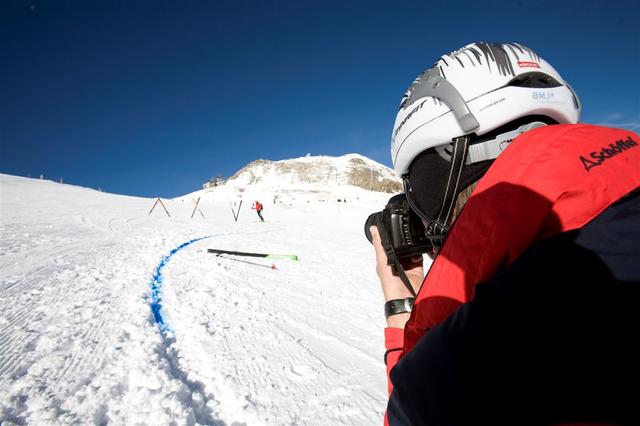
[384, 297, 415, 319]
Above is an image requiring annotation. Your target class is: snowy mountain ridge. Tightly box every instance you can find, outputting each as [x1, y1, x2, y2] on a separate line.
[190, 153, 401, 207]
[207, 153, 401, 194]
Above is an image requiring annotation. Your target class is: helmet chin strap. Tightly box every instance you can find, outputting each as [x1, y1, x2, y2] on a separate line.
[426, 135, 470, 247]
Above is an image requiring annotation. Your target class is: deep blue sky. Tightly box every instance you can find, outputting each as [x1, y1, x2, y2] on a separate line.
[1, 0, 638, 197]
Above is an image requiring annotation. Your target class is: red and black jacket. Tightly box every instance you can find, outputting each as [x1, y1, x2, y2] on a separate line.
[384, 124, 640, 425]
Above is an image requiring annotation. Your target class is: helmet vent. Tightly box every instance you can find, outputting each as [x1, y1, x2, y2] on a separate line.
[508, 72, 562, 88]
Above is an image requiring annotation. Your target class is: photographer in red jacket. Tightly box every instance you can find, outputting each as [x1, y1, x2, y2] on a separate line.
[368, 42, 640, 425]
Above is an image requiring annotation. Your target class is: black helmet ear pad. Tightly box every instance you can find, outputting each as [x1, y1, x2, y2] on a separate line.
[407, 147, 491, 222]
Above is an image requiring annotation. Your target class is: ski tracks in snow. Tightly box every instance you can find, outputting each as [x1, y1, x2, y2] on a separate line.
[0, 214, 220, 424]
[161, 233, 386, 425]
[1, 174, 390, 425]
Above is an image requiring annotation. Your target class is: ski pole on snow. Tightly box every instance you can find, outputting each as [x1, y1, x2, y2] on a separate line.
[207, 248, 299, 261]
[216, 254, 279, 270]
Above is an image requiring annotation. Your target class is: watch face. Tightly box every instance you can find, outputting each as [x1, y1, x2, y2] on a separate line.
[404, 298, 414, 312]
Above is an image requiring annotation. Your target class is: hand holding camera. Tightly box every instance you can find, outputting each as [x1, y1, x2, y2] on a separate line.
[365, 194, 432, 326]
[369, 225, 424, 298]
[364, 194, 433, 262]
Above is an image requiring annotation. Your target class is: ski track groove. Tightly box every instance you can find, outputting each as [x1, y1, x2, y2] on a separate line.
[53, 301, 110, 391]
[109, 215, 145, 239]
[0, 236, 118, 394]
[0, 300, 45, 341]
[107, 216, 129, 239]
[0, 282, 69, 380]
[0, 238, 114, 299]
[0, 345, 31, 379]
[0, 264, 55, 300]
[50, 254, 125, 396]
[0, 265, 49, 299]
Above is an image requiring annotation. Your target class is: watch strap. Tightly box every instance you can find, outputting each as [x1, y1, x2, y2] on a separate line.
[384, 297, 415, 318]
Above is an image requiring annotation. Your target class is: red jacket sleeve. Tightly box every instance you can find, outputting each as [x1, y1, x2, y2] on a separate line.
[384, 327, 404, 425]
[384, 327, 404, 393]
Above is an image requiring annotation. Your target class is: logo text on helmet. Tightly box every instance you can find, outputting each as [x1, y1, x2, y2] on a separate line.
[517, 61, 540, 68]
[393, 100, 427, 143]
[532, 91, 555, 101]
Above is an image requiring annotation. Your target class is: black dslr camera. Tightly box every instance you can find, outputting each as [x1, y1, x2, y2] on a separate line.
[364, 194, 433, 261]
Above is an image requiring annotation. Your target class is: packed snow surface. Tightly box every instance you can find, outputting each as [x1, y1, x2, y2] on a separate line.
[0, 172, 402, 425]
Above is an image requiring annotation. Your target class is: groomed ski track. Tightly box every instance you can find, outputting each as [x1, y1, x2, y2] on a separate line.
[0, 174, 390, 425]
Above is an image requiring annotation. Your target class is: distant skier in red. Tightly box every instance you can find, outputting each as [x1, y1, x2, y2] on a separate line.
[252, 201, 264, 222]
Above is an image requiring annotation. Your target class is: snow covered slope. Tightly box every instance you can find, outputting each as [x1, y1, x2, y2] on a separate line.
[0, 169, 409, 425]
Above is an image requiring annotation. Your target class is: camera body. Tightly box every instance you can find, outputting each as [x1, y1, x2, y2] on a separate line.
[365, 194, 433, 261]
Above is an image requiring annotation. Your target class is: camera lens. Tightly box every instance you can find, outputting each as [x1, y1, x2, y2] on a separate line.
[364, 212, 381, 244]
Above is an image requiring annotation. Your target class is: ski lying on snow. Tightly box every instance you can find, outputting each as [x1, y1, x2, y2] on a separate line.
[207, 248, 299, 261]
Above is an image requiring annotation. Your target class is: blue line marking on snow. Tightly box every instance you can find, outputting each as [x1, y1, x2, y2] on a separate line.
[149, 235, 212, 334]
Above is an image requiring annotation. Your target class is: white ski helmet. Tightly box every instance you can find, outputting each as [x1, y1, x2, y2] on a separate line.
[391, 42, 581, 176]
[392, 42, 581, 247]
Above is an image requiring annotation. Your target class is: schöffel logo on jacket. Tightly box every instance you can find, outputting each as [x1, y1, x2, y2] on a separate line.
[579, 136, 638, 172]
